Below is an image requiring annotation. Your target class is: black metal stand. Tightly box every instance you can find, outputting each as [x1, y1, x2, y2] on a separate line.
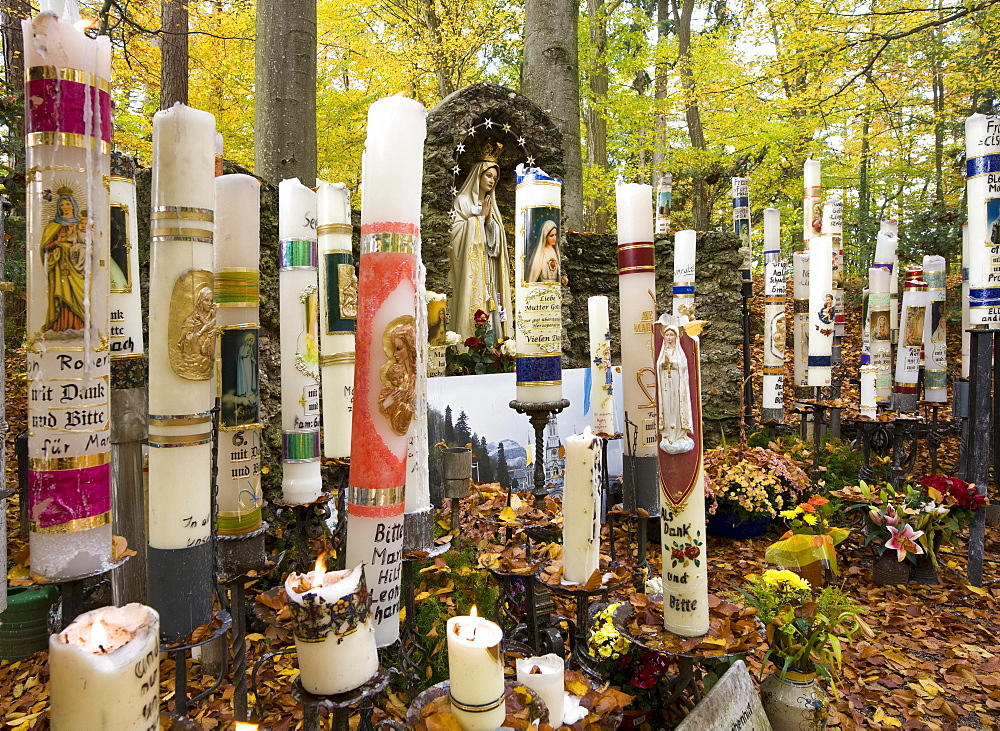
[44, 553, 131, 630]
[509, 399, 570, 508]
[852, 418, 893, 484]
[543, 578, 627, 680]
[396, 541, 451, 696]
[967, 329, 996, 587]
[274, 495, 333, 573]
[741, 270, 754, 429]
[164, 610, 233, 720]
[293, 667, 393, 731]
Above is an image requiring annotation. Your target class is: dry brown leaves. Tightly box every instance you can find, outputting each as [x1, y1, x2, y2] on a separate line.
[624, 592, 764, 657]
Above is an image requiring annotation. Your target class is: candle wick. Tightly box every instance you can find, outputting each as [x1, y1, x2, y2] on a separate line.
[98, 644, 106, 654]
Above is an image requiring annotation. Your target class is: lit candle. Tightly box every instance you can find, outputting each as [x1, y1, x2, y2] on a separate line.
[23, 4, 113, 580]
[515, 164, 563, 403]
[615, 182, 657, 457]
[672, 229, 696, 321]
[802, 158, 821, 248]
[655, 315, 708, 637]
[961, 223, 970, 379]
[588, 295, 614, 436]
[823, 196, 845, 337]
[346, 95, 425, 647]
[278, 178, 322, 505]
[285, 558, 378, 695]
[215, 174, 262, 534]
[49, 603, 159, 730]
[922, 255, 947, 402]
[894, 267, 927, 412]
[878, 221, 900, 338]
[109, 152, 144, 359]
[655, 173, 672, 234]
[808, 234, 833, 387]
[762, 208, 785, 423]
[562, 427, 601, 585]
[316, 181, 356, 459]
[515, 654, 564, 726]
[792, 251, 810, 395]
[447, 609, 505, 730]
[965, 113, 1000, 327]
[860, 366, 877, 418]
[426, 292, 448, 376]
[147, 102, 216, 640]
[867, 267, 893, 403]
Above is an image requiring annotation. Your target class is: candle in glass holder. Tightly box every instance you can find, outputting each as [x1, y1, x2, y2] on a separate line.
[588, 295, 614, 436]
[966, 113, 1000, 327]
[762, 208, 785, 423]
[515, 164, 563, 403]
[447, 608, 505, 730]
[515, 654, 564, 726]
[317, 180, 356, 459]
[562, 427, 601, 585]
[49, 603, 160, 730]
[808, 234, 833, 387]
[922, 255, 947, 402]
[672, 229, 696, 321]
[285, 558, 378, 695]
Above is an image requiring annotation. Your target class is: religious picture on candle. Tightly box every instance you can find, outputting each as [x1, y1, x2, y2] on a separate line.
[656, 324, 695, 455]
[989, 198, 1000, 246]
[379, 315, 417, 436]
[169, 269, 217, 380]
[219, 327, 260, 428]
[768, 312, 785, 360]
[428, 297, 447, 346]
[871, 311, 890, 341]
[523, 207, 561, 284]
[38, 186, 90, 334]
[324, 255, 358, 335]
[930, 300, 946, 343]
[297, 285, 321, 382]
[817, 293, 835, 329]
[109, 204, 130, 292]
[903, 306, 926, 348]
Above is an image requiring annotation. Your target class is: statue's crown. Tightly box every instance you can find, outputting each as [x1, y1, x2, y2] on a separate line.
[481, 141, 503, 163]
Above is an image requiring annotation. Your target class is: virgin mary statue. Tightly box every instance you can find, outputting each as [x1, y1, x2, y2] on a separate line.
[656, 322, 695, 454]
[448, 152, 514, 340]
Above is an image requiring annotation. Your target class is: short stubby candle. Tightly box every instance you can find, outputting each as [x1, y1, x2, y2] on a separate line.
[515, 654, 565, 726]
[285, 559, 379, 695]
[49, 603, 160, 730]
[447, 610, 505, 730]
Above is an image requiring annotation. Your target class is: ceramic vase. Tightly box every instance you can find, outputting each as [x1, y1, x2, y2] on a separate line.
[760, 669, 828, 731]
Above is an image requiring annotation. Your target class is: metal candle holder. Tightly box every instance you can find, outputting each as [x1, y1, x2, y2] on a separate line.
[509, 399, 570, 508]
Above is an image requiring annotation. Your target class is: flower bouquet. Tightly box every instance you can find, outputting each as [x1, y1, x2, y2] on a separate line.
[765, 495, 851, 587]
[445, 309, 516, 375]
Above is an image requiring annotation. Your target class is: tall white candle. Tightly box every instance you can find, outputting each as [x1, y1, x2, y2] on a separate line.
[278, 178, 323, 505]
[672, 229, 696, 321]
[922, 255, 947, 402]
[447, 611, 505, 730]
[894, 268, 927, 412]
[732, 178, 750, 282]
[562, 427, 601, 585]
[762, 208, 785, 423]
[860, 366, 877, 418]
[878, 221, 900, 338]
[655, 315, 708, 637]
[515, 164, 563, 403]
[109, 153, 144, 360]
[316, 181, 356, 459]
[868, 267, 893, 403]
[147, 102, 216, 639]
[792, 251, 810, 393]
[588, 296, 614, 435]
[655, 173, 672, 234]
[347, 95, 425, 647]
[803, 158, 821, 248]
[285, 562, 378, 695]
[822, 196, 845, 337]
[616, 182, 657, 457]
[962, 223, 971, 379]
[23, 7, 113, 580]
[215, 174, 262, 534]
[49, 603, 159, 730]
[515, 654, 564, 726]
[965, 113, 1000, 327]
[808, 234, 834, 387]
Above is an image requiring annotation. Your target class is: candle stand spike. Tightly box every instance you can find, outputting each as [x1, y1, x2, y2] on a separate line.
[441, 447, 472, 541]
[542, 577, 627, 681]
[274, 494, 334, 574]
[852, 418, 894, 484]
[162, 609, 233, 720]
[292, 666, 392, 731]
[509, 399, 570, 509]
[966, 328, 997, 587]
[620, 413, 657, 584]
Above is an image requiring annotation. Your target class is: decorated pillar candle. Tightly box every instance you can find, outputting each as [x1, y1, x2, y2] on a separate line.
[346, 95, 425, 647]
[427, 292, 448, 376]
[109, 152, 144, 359]
[215, 174, 262, 534]
[279, 178, 323, 504]
[404, 261, 432, 538]
[732, 178, 751, 284]
[922, 255, 947, 402]
[562, 427, 601, 585]
[803, 158, 822, 247]
[588, 296, 614, 435]
[868, 267, 893, 403]
[23, 7, 113, 580]
[792, 251, 810, 394]
[317, 181, 356, 459]
[515, 654, 565, 726]
[514, 164, 563, 403]
[447, 610, 505, 730]
[49, 603, 160, 730]
[860, 366, 877, 418]
[655, 315, 708, 637]
[672, 229, 696, 321]
[762, 208, 785, 423]
[146, 102, 216, 640]
[965, 113, 1000, 327]
[878, 221, 900, 338]
[655, 173, 672, 234]
[808, 234, 834, 387]
[962, 223, 971, 379]
[285, 560, 378, 695]
[894, 267, 927, 412]
[823, 196, 845, 337]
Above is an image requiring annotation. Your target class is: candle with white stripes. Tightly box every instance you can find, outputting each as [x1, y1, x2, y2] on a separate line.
[673, 230, 696, 321]
[515, 164, 563, 403]
[22, 6, 113, 579]
[278, 179, 323, 505]
[808, 234, 834, 388]
[346, 95, 426, 647]
[922, 255, 947, 402]
[762, 208, 785, 423]
[894, 267, 927, 412]
[317, 181, 356, 459]
[867, 267, 893, 404]
[215, 174, 262, 534]
[966, 113, 1000, 325]
[146, 102, 217, 640]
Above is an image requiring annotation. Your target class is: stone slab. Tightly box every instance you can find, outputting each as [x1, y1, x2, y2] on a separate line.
[676, 659, 771, 731]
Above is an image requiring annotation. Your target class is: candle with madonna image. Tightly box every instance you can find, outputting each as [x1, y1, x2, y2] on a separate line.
[808, 234, 834, 387]
[922, 255, 947, 402]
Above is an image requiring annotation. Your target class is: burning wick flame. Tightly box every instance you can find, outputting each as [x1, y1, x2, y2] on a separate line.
[311, 552, 327, 588]
[470, 605, 478, 618]
[74, 18, 98, 32]
[91, 616, 108, 654]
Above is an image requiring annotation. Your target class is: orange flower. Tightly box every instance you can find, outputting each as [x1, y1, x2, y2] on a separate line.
[800, 503, 817, 513]
[808, 495, 829, 506]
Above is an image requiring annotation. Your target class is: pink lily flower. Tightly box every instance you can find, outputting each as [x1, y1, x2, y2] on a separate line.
[885, 523, 924, 562]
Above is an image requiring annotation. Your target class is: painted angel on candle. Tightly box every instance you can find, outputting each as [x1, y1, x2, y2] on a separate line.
[449, 144, 513, 341]
[656, 323, 695, 454]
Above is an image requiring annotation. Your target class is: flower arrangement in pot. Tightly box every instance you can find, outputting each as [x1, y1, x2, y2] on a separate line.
[765, 494, 851, 588]
[445, 309, 516, 375]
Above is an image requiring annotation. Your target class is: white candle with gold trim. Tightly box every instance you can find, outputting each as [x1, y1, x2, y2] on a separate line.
[108, 153, 143, 360]
[894, 268, 926, 412]
[922, 255, 947, 402]
[447, 610, 505, 730]
[868, 267, 893, 403]
[588, 295, 614, 436]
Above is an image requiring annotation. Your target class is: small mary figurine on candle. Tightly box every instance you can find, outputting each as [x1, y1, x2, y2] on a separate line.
[657, 323, 694, 454]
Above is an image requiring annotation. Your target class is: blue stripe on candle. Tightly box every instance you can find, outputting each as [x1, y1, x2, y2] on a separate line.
[860, 354, 870, 365]
[969, 287, 1000, 307]
[673, 285, 695, 295]
[966, 153, 1000, 178]
[732, 196, 749, 208]
[516, 355, 562, 382]
[808, 356, 831, 366]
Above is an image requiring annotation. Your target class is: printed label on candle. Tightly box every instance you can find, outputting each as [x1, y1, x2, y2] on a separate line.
[324, 253, 358, 334]
[302, 385, 320, 418]
[110, 204, 131, 293]
[519, 288, 562, 351]
[296, 285, 321, 382]
[218, 427, 262, 533]
[427, 346, 447, 377]
[168, 269, 216, 380]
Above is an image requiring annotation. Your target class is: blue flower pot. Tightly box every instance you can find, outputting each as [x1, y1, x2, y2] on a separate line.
[707, 512, 771, 539]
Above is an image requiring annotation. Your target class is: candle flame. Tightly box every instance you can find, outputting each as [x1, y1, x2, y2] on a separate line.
[314, 552, 327, 576]
[74, 17, 98, 32]
[470, 605, 478, 618]
[234, 724, 259, 731]
[91, 616, 108, 652]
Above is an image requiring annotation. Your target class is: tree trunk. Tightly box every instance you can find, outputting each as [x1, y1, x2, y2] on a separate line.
[254, 0, 318, 186]
[858, 114, 872, 271]
[672, 0, 709, 229]
[1, 0, 30, 180]
[159, 0, 189, 109]
[586, 0, 609, 233]
[522, 0, 583, 231]
[652, 0, 670, 179]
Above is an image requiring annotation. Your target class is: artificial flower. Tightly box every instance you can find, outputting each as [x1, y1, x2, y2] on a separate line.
[464, 336, 480, 348]
[885, 524, 925, 562]
[473, 309, 489, 325]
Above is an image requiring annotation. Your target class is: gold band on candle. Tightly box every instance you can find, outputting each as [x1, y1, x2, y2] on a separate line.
[26, 65, 111, 91]
[360, 232, 415, 254]
[317, 223, 353, 236]
[449, 693, 505, 713]
[148, 432, 214, 448]
[32, 511, 112, 534]
[149, 412, 213, 426]
[347, 484, 406, 507]
[516, 380, 562, 387]
[29, 453, 112, 472]
[150, 206, 214, 221]
[150, 227, 214, 238]
[26, 132, 111, 153]
[319, 352, 356, 365]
